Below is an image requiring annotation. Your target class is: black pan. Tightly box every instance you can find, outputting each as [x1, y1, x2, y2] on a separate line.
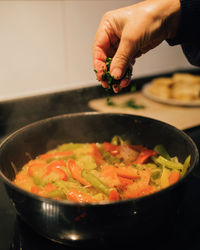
[0, 112, 198, 247]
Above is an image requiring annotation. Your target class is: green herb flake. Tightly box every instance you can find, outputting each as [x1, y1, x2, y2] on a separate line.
[102, 57, 132, 91]
[123, 99, 145, 109]
[106, 96, 116, 106]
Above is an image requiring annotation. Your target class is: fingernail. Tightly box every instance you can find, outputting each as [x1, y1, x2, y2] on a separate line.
[102, 81, 108, 88]
[111, 68, 123, 80]
[112, 84, 121, 93]
[120, 78, 130, 88]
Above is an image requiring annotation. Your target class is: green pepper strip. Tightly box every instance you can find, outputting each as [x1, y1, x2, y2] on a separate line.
[152, 156, 183, 171]
[181, 155, 191, 177]
[154, 144, 171, 160]
[46, 190, 66, 199]
[81, 169, 110, 196]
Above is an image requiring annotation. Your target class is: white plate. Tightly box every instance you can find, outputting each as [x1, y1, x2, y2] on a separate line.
[142, 83, 200, 107]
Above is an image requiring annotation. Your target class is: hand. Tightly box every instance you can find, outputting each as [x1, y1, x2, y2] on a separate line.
[93, 0, 180, 92]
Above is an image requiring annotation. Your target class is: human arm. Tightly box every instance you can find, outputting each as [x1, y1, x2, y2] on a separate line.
[166, 0, 200, 67]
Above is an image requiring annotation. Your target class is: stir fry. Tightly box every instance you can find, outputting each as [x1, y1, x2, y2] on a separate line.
[14, 136, 190, 203]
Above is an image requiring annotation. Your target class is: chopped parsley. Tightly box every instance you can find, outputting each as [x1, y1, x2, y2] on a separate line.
[101, 57, 132, 90]
[94, 57, 136, 106]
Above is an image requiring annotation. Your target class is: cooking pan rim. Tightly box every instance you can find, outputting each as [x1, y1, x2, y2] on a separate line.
[0, 111, 199, 207]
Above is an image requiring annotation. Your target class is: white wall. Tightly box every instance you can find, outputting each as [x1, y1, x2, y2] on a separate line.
[0, 0, 66, 100]
[0, 0, 195, 101]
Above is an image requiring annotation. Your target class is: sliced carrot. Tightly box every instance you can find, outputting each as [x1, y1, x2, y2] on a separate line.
[31, 184, 41, 194]
[67, 188, 96, 203]
[46, 170, 67, 181]
[115, 166, 140, 180]
[109, 189, 120, 201]
[90, 143, 104, 166]
[101, 165, 120, 187]
[28, 163, 46, 177]
[103, 142, 121, 156]
[123, 184, 141, 199]
[118, 176, 133, 187]
[138, 184, 156, 197]
[134, 149, 157, 164]
[47, 160, 66, 169]
[50, 168, 67, 181]
[124, 183, 154, 199]
[67, 158, 90, 186]
[15, 173, 33, 191]
[40, 151, 73, 160]
[123, 183, 152, 199]
[43, 183, 56, 192]
[169, 171, 180, 185]
[123, 168, 151, 198]
[43, 160, 67, 181]
[15, 173, 30, 181]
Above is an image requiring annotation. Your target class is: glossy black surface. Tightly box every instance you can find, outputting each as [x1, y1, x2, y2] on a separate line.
[0, 113, 199, 249]
[10, 168, 200, 250]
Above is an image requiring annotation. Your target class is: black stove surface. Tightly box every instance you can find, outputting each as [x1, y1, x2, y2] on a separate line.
[0, 72, 200, 250]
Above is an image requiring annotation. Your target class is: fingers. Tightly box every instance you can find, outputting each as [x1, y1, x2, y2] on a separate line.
[93, 17, 113, 88]
[110, 29, 136, 80]
[93, 50, 108, 88]
[93, 8, 136, 91]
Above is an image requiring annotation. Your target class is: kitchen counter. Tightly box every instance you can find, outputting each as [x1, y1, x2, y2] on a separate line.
[0, 69, 200, 250]
[89, 91, 200, 130]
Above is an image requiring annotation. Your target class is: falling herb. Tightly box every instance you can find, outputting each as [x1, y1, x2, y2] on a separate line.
[94, 57, 134, 105]
[105, 97, 145, 109]
[130, 84, 136, 93]
[106, 95, 116, 106]
[123, 99, 145, 109]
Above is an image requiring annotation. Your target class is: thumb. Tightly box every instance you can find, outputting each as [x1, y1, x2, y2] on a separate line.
[110, 32, 137, 79]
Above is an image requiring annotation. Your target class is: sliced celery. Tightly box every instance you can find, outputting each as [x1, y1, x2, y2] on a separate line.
[152, 156, 183, 170]
[181, 155, 191, 177]
[46, 190, 66, 199]
[160, 167, 170, 188]
[32, 176, 45, 187]
[76, 155, 97, 170]
[82, 170, 110, 195]
[154, 144, 171, 160]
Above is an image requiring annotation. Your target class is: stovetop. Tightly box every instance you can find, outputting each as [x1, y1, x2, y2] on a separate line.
[0, 70, 200, 250]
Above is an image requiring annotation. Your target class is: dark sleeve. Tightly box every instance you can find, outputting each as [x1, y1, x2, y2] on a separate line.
[166, 0, 200, 66]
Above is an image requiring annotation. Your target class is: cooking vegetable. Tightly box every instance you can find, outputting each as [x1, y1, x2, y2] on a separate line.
[40, 151, 74, 160]
[67, 158, 90, 186]
[169, 171, 180, 185]
[181, 155, 191, 177]
[13, 137, 190, 203]
[134, 149, 157, 164]
[82, 169, 110, 196]
[152, 155, 184, 170]
[67, 188, 97, 203]
[154, 144, 171, 160]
